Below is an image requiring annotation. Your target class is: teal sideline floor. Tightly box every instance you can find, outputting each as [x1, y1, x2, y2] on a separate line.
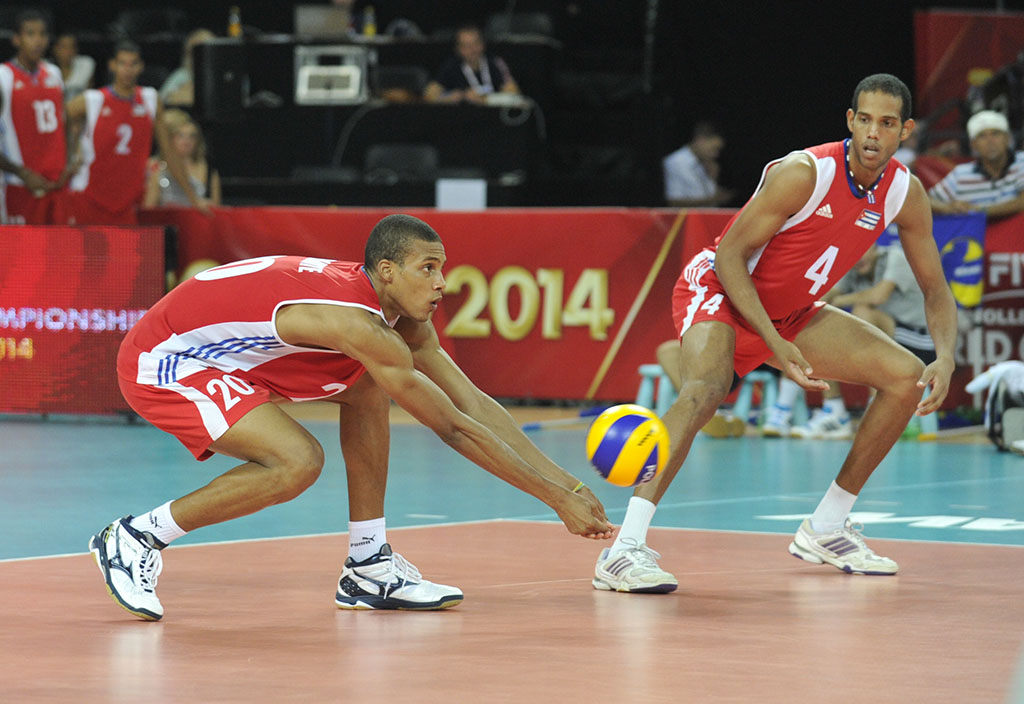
[2, 405, 1022, 561]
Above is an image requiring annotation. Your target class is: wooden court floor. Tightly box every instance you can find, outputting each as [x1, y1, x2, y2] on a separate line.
[2, 406, 1023, 703]
[2, 522, 1023, 703]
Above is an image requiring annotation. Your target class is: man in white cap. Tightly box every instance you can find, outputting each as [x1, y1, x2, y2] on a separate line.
[929, 109, 1024, 218]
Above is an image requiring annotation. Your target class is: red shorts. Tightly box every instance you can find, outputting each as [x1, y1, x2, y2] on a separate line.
[119, 369, 273, 461]
[68, 193, 139, 225]
[4, 184, 69, 225]
[671, 251, 823, 376]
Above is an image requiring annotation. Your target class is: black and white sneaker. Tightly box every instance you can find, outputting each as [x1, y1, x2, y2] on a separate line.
[88, 516, 165, 620]
[335, 544, 463, 610]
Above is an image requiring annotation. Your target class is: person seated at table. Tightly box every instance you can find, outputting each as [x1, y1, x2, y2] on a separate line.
[423, 23, 519, 105]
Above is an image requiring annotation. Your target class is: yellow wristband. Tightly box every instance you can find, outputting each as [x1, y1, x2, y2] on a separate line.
[571, 480, 585, 494]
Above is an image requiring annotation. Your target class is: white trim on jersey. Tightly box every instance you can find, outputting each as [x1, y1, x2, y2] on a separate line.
[0, 64, 25, 185]
[0, 61, 64, 188]
[268, 298, 390, 339]
[138, 321, 292, 386]
[779, 151, 836, 233]
[744, 150, 836, 274]
[136, 298, 390, 386]
[680, 250, 715, 335]
[140, 86, 158, 119]
[165, 381, 231, 442]
[69, 89, 104, 192]
[882, 167, 910, 227]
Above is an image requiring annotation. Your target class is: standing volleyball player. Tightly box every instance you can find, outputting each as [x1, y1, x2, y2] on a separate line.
[66, 41, 204, 225]
[593, 74, 957, 593]
[0, 9, 71, 224]
[90, 214, 612, 621]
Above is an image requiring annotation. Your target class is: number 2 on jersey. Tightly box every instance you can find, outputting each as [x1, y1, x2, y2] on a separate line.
[115, 124, 133, 154]
[804, 245, 838, 295]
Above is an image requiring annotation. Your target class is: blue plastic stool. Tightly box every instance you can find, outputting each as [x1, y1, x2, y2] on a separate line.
[731, 370, 778, 427]
[917, 386, 939, 440]
[636, 364, 677, 416]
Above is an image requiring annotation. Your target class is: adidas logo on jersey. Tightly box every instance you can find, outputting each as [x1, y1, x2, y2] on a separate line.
[815, 204, 834, 219]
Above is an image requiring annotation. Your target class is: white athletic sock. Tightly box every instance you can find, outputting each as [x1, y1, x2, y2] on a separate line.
[348, 517, 386, 562]
[130, 501, 186, 546]
[824, 396, 848, 417]
[611, 496, 657, 553]
[809, 481, 857, 533]
[777, 377, 802, 409]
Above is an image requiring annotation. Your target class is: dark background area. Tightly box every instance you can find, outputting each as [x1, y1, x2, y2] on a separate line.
[2, 0, 1016, 205]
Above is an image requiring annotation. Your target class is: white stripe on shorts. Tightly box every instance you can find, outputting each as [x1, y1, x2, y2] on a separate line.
[680, 251, 715, 335]
[165, 382, 230, 443]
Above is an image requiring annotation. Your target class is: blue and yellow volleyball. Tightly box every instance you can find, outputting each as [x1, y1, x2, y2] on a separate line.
[586, 404, 670, 487]
[940, 236, 984, 308]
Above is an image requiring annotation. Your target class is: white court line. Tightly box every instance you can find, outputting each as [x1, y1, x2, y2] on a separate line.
[6, 511, 1024, 565]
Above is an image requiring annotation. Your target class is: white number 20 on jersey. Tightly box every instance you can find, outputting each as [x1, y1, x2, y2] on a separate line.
[804, 245, 839, 295]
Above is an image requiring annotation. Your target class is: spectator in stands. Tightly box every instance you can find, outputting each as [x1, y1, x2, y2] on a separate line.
[0, 8, 71, 225]
[67, 41, 206, 225]
[662, 121, 735, 207]
[929, 110, 1024, 218]
[159, 28, 216, 108]
[423, 24, 519, 104]
[144, 108, 221, 208]
[50, 31, 94, 101]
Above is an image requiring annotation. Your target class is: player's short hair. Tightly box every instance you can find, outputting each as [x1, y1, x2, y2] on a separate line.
[14, 9, 49, 34]
[365, 214, 441, 271]
[112, 40, 142, 59]
[852, 73, 912, 123]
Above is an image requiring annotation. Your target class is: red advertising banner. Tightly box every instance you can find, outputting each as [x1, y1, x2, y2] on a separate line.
[142, 207, 708, 401]
[914, 10, 1024, 130]
[953, 215, 1024, 406]
[142, 205, 1020, 409]
[0, 226, 165, 414]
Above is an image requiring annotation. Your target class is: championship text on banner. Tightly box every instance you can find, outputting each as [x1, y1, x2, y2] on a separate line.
[0, 226, 165, 414]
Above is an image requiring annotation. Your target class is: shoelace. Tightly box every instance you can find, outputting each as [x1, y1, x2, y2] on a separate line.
[618, 539, 663, 568]
[138, 547, 163, 592]
[382, 552, 422, 595]
[842, 521, 878, 556]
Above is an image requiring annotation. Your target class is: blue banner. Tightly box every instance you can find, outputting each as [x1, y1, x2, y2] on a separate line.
[932, 213, 987, 308]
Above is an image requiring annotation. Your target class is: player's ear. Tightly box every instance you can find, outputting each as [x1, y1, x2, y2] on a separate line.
[846, 108, 855, 132]
[377, 258, 394, 282]
[900, 118, 915, 142]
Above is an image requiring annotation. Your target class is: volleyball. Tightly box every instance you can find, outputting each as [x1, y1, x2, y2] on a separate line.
[585, 404, 670, 487]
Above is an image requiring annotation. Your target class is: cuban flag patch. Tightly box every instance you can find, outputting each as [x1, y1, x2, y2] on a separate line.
[855, 209, 881, 230]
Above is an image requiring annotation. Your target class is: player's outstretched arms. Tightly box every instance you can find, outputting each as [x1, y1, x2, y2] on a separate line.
[281, 304, 614, 539]
[396, 317, 612, 538]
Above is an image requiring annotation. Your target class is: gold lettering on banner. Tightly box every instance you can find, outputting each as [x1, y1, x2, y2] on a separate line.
[443, 266, 613, 341]
[0, 337, 34, 361]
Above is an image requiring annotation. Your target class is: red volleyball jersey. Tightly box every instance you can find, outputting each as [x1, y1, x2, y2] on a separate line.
[701, 140, 911, 320]
[0, 60, 66, 182]
[70, 86, 157, 212]
[118, 257, 396, 401]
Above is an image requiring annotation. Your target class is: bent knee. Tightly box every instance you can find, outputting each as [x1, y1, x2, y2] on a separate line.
[877, 355, 926, 400]
[677, 376, 730, 411]
[272, 441, 325, 501]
